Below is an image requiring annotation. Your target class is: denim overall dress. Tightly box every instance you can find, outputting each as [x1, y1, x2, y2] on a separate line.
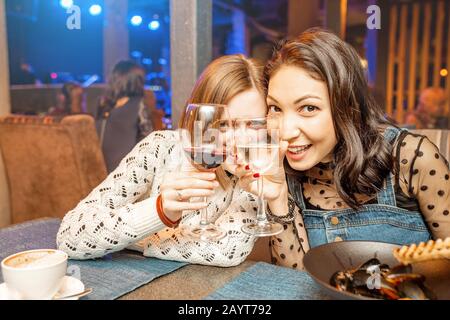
[287, 127, 432, 248]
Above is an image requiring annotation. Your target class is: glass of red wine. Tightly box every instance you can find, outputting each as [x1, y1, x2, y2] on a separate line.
[178, 103, 232, 241]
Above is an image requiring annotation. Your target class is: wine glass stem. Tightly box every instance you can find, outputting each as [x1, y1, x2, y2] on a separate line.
[200, 196, 209, 226]
[257, 177, 268, 225]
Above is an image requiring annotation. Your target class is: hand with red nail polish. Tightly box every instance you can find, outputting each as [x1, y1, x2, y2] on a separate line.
[222, 159, 253, 179]
[237, 141, 289, 202]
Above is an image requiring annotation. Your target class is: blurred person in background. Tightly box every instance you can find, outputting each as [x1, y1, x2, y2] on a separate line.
[13, 62, 40, 85]
[404, 87, 449, 129]
[96, 60, 156, 173]
[48, 81, 86, 116]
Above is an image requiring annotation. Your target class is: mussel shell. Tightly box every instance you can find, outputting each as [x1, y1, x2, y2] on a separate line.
[397, 281, 428, 300]
[379, 278, 400, 300]
[351, 270, 371, 287]
[351, 286, 386, 299]
[388, 264, 413, 275]
[420, 284, 438, 300]
[330, 271, 352, 291]
[357, 258, 382, 271]
[379, 264, 391, 275]
[385, 273, 425, 285]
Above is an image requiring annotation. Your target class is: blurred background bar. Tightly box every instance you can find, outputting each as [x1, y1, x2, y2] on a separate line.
[288, 0, 320, 37]
[103, 0, 129, 82]
[0, 0, 10, 116]
[170, 0, 212, 128]
[325, 0, 347, 39]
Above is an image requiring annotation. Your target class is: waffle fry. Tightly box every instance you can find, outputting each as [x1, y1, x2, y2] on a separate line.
[393, 237, 450, 265]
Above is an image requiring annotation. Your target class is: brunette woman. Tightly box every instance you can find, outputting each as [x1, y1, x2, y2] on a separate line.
[239, 28, 449, 270]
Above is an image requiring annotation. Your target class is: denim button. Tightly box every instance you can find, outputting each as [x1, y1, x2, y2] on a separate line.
[330, 217, 339, 225]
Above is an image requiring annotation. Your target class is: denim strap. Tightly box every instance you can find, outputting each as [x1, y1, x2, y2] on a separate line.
[376, 126, 402, 206]
[382, 126, 400, 143]
[376, 172, 397, 206]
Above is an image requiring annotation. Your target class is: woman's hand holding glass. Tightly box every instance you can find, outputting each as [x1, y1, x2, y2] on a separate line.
[159, 171, 219, 222]
[231, 116, 285, 236]
[234, 140, 289, 202]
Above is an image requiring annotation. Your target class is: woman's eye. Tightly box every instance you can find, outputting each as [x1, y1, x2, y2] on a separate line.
[268, 105, 281, 113]
[300, 105, 318, 114]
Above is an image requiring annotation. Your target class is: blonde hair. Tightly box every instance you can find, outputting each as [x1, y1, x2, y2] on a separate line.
[179, 54, 265, 190]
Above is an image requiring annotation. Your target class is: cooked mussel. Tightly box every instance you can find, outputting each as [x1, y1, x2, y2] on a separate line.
[329, 258, 435, 300]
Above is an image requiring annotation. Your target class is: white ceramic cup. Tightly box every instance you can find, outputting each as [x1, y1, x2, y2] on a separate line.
[1, 249, 68, 300]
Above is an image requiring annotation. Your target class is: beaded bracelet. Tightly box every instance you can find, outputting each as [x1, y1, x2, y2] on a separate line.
[266, 194, 297, 224]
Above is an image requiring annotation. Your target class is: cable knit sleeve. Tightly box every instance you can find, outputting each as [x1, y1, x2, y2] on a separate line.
[56, 131, 172, 260]
[141, 188, 258, 267]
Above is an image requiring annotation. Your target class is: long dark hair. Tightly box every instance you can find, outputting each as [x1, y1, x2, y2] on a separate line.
[99, 60, 145, 111]
[265, 28, 394, 209]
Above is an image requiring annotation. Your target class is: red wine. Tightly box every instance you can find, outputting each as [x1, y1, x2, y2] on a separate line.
[184, 146, 227, 170]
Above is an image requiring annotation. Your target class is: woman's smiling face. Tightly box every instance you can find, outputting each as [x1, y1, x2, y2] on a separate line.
[267, 65, 337, 171]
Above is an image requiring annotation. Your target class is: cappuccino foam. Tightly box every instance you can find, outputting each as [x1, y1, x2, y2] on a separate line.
[5, 251, 66, 269]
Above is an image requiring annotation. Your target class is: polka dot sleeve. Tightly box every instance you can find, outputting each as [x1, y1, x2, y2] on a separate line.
[269, 205, 310, 270]
[397, 133, 450, 240]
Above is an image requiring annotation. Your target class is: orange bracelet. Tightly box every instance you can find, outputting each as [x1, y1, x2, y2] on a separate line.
[156, 194, 181, 228]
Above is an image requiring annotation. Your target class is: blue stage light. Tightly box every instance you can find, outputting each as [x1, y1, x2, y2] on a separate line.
[60, 0, 73, 9]
[142, 58, 153, 65]
[131, 51, 143, 59]
[89, 4, 102, 16]
[131, 15, 143, 26]
[148, 20, 160, 31]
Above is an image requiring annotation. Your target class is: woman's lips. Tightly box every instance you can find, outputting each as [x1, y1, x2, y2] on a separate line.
[287, 144, 312, 161]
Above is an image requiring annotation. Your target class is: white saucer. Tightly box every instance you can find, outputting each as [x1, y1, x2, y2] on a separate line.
[0, 276, 85, 300]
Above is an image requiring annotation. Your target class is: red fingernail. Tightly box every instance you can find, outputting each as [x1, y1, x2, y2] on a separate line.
[253, 173, 260, 178]
[245, 165, 250, 171]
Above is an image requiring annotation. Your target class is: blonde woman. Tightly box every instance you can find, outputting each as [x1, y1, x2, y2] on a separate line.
[57, 55, 304, 266]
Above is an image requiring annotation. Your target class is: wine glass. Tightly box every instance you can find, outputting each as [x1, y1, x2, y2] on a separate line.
[234, 116, 284, 237]
[178, 103, 232, 241]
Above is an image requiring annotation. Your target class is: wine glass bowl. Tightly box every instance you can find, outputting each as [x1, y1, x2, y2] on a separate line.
[234, 116, 284, 237]
[178, 103, 232, 241]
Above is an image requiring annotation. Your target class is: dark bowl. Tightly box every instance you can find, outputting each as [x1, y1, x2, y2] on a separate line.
[303, 240, 450, 300]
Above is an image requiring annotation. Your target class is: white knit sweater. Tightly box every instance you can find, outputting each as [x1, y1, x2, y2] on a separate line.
[56, 130, 259, 267]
